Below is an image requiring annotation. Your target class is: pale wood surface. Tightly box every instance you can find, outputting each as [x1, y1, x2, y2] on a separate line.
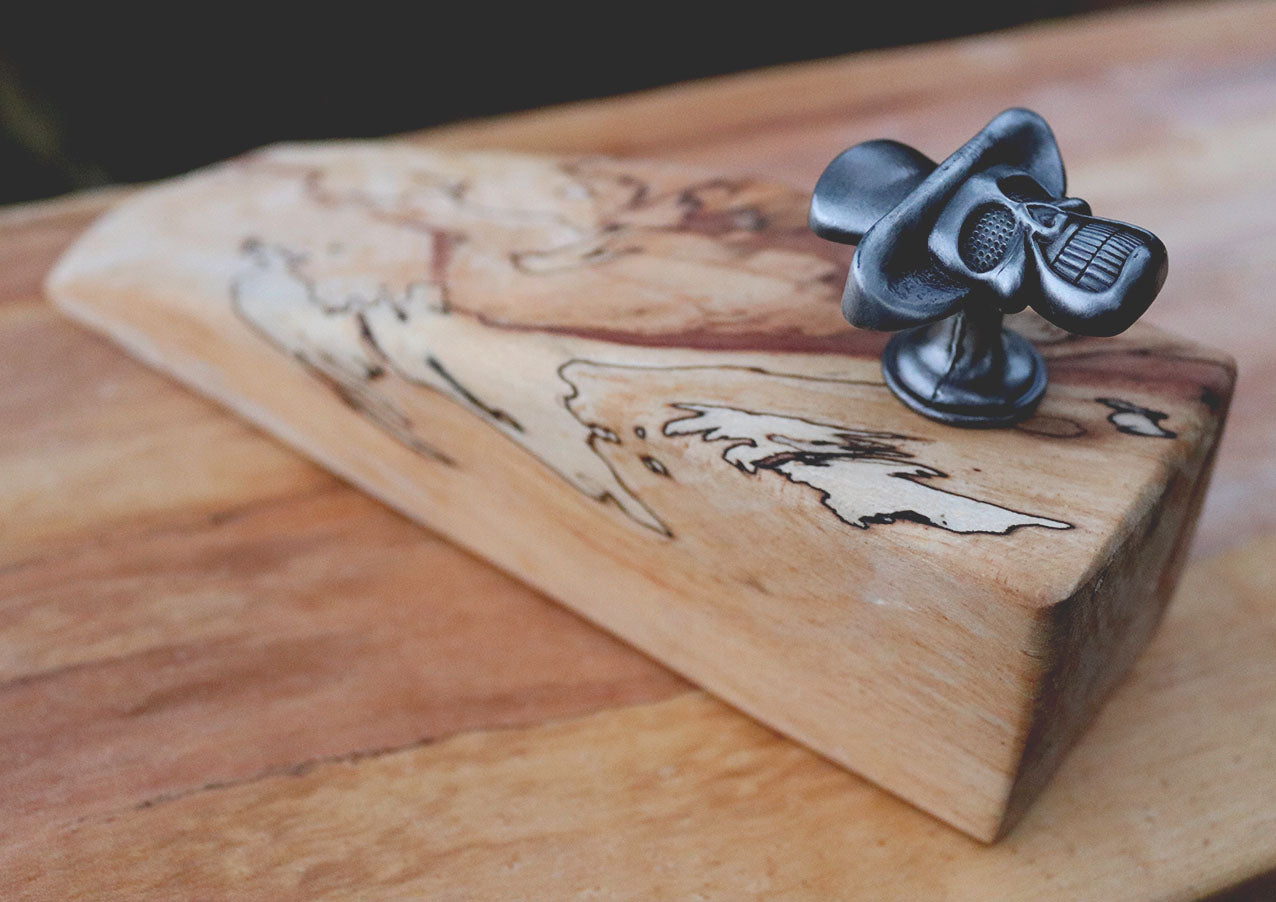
[3, 0, 1276, 897]
[418, 0, 1276, 562]
[45, 143, 1232, 841]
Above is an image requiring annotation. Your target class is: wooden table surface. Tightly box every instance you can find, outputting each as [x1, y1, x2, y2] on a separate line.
[4, 1, 1275, 898]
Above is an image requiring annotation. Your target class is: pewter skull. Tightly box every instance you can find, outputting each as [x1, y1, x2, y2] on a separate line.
[809, 109, 1168, 426]
[928, 163, 1165, 334]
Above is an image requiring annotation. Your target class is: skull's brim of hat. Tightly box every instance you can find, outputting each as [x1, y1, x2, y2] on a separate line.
[843, 108, 1067, 331]
[809, 140, 937, 245]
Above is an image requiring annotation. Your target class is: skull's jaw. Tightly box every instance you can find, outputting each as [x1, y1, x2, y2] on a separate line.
[1030, 216, 1168, 336]
[882, 306, 1048, 427]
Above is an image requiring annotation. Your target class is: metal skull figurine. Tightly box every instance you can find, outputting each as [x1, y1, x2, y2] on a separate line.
[809, 108, 1167, 427]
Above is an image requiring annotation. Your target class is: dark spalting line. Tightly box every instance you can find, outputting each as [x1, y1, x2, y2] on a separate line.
[355, 312, 388, 375]
[1016, 415, 1087, 438]
[740, 573, 767, 594]
[127, 731, 462, 816]
[558, 160, 650, 210]
[1047, 346, 1236, 381]
[661, 402, 1074, 536]
[641, 456, 671, 478]
[306, 355, 456, 467]
[424, 356, 524, 433]
[1097, 397, 1178, 438]
[562, 359, 887, 390]
[230, 238, 457, 466]
[554, 360, 674, 537]
[465, 311, 892, 357]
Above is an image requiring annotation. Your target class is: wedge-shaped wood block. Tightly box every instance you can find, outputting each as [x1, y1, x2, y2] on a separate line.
[47, 144, 1232, 841]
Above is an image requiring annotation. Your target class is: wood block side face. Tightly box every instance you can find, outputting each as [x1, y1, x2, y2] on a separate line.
[46, 143, 1233, 840]
[1002, 382, 1231, 837]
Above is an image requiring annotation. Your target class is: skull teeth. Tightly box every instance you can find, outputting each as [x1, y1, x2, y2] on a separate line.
[1051, 223, 1144, 290]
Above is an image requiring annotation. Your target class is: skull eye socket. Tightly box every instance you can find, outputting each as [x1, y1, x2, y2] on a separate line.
[998, 175, 1050, 203]
[959, 203, 1016, 272]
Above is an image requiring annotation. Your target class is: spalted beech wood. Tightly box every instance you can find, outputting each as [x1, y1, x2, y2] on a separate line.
[46, 144, 1232, 841]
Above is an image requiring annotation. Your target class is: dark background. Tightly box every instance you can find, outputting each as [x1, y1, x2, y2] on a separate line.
[1, 1, 1157, 206]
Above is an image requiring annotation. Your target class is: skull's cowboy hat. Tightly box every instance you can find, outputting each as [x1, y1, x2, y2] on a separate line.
[809, 108, 1168, 337]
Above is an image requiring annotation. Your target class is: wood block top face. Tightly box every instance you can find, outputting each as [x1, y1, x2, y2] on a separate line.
[47, 142, 1234, 840]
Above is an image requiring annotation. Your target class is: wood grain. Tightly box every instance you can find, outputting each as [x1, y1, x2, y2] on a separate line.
[46, 145, 1232, 839]
[412, 0, 1276, 562]
[0, 486, 687, 841]
[0, 199, 686, 844]
[9, 534, 1276, 901]
[2, 0, 1275, 894]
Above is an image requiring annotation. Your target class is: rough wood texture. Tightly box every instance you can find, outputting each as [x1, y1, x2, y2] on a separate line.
[47, 144, 1231, 840]
[3, 0, 1276, 895]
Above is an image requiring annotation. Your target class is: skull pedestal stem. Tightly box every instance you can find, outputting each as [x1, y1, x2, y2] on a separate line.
[881, 303, 1047, 428]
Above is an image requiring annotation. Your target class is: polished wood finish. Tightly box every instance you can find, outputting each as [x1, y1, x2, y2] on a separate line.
[10, 535, 1276, 900]
[4, 0, 1276, 895]
[45, 145, 1231, 840]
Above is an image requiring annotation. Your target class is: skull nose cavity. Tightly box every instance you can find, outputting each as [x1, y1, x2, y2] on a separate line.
[1028, 205, 1060, 228]
[959, 203, 1016, 272]
[1050, 222, 1146, 290]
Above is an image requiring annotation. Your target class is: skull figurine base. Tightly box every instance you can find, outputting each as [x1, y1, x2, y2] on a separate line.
[883, 306, 1047, 427]
[809, 108, 1167, 427]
